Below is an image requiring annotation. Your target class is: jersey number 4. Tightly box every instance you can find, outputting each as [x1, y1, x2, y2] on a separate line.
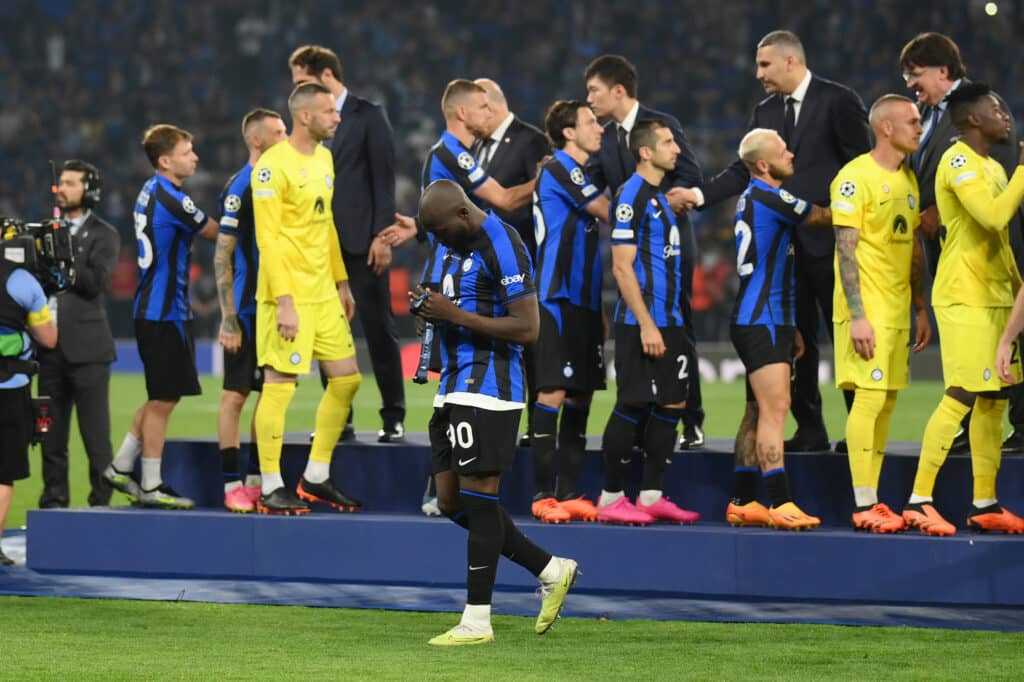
[734, 220, 754, 276]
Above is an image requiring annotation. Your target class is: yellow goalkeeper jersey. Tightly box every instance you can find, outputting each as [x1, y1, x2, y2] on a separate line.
[830, 153, 920, 329]
[251, 139, 347, 304]
[933, 141, 1024, 308]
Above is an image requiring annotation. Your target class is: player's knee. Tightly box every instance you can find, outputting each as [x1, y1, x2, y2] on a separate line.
[220, 390, 247, 413]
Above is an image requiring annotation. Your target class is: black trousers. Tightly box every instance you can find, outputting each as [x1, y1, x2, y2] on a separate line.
[342, 250, 406, 426]
[679, 221, 704, 427]
[37, 352, 113, 507]
[791, 247, 836, 440]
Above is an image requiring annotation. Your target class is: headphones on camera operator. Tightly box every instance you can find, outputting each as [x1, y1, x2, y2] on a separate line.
[62, 159, 102, 209]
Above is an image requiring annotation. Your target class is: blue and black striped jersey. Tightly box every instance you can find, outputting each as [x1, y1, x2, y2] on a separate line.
[610, 173, 684, 328]
[732, 179, 809, 330]
[420, 131, 491, 287]
[434, 212, 535, 410]
[132, 175, 208, 321]
[218, 163, 257, 318]
[533, 149, 602, 311]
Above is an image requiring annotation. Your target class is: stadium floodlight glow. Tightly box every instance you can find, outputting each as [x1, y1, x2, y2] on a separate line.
[985, 2, 998, 15]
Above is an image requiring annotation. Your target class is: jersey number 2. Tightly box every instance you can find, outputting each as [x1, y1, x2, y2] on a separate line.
[735, 220, 754, 276]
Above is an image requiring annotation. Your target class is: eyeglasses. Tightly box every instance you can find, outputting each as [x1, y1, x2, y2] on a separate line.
[902, 67, 934, 83]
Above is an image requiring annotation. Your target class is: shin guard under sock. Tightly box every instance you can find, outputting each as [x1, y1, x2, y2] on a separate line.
[555, 401, 589, 499]
[530, 403, 559, 497]
[461, 490, 504, 605]
[640, 406, 683, 491]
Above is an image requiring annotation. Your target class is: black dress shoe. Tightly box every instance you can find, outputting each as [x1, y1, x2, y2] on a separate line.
[378, 422, 405, 443]
[783, 435, 831, 453]
[296, 477, 362, 511]
[834, 439, 848, 454]
[1002, 430, 1024, 455]
[950, 427, 970, 455]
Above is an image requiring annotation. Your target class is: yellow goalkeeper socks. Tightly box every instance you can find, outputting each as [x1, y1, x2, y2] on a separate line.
[970, 396, 1006, 503]
[255, 381, 297, 476]
[870, 391, 899, 488]
[846, 388, 887, 506]
[308, 373, 362, 475]
[912, 395, 971, 499]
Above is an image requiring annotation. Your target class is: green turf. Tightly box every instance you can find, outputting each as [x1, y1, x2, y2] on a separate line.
[5, 373, 973, 529]
[0, 597, 1021, 680]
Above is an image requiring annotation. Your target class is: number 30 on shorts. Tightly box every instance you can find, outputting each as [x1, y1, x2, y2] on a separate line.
[447, 421, 475, 449]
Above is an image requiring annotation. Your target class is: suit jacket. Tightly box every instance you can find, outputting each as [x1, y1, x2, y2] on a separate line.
[329, 92, 397, 255]
[701, 75, 871, 258]
[470, 116, 550, 252]
[48, 212, 119, 364]
[586, 103, 703, 197]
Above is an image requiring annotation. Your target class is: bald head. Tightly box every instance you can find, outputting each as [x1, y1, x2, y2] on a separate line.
[869, 94, 915, 134]
[869, 94, 922, 155]
[474, 78, 508, 109]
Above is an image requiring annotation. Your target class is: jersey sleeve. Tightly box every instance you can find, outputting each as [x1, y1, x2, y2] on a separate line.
[753, 186, 811, 224]
[439, 146, 488, 192]
[7, 269, 50, 326]
[548, 162, 599, 210]
[610, 186, 643, 244]
[251, 158, 294, 299]
[491, 227, 535, 304]
[156, 182, 208, 232]
[219, 176, 249, 236]
[830, 168, 868, 230]
[943, 149, 1024, 232]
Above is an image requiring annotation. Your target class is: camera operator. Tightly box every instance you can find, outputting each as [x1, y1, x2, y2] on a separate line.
[36, 160, 119, 508]
[0, 258, 57, 564]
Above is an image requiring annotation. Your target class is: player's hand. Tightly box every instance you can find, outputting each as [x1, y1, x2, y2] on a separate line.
[912, 308, 932, 352]
[850, 317, 875, 360]
[640, 323, 666, 359]
[794, 329, 806, 360]
[409, 286, 460, 323]
[276, 296, 299, 342]
[918, 205, 939, 240]
[997, 337, 1020, 384]
[666, 187, 698, 213]
[338, 281, 356, 321]
[367, 235, 392, 275]
[379, 213, 417, 247]
[219, 314, 242, 353]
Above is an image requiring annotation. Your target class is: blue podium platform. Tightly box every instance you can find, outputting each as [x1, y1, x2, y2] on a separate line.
[152, 434, 1024, 529]
[25, 507, 1024, 610]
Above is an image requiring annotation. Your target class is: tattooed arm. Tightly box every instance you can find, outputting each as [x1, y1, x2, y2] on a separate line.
[910, 234, 932, 352]
[836, 226, 875, 360]
[215, 232, 242, 353]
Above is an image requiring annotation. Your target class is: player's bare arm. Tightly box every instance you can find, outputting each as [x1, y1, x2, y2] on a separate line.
[803, 205, 832, 227]
[473, 177, 535, 212]
[611, 243, 664, 358]
[410, 285, 538, 345]
[910, 235, 932, 352]
[836, 225, 875, 360]
[199, 216, 219, 239]
[584, 196, 610, 222]
[214, 232, 242, 353]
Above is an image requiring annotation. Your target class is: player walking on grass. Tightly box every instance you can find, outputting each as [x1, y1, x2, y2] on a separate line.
[830, 95, 932, 533]
[412, 179, 577, 647]
[214, 108, 286, 513]
[598, 120, 700, 526]
[725, 128, 830, 531]
[250, 82, 362, 515]
[906, 83, 1024, 535]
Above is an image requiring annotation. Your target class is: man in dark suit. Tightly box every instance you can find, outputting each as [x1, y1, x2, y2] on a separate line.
[899, 32, 1024, 454]
[289, 45, 406, 443]
[471, 78, 550, 444]
[583, 54, 706, 449]
[37, 160, 119, 507]
[676, 31, 871, 453]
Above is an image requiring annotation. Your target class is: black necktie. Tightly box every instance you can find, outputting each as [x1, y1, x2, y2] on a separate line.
[783, 96, 796, 143]
[617, 125, 631, 176]
[478, 138, 496, 171]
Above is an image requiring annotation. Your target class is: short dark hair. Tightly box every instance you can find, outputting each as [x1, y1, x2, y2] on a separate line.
[142, 124, 192, 168]
[584, 54, 638, 98]
[899, 33, 966, 81]
[289, 44, 343, 81]
[630, 119, 667, 159]
[241, 108, 282, 137]
[62, 159, 102, 208]
[544, 100, 588, 149]
[947, 82, 994, 131]
[757, 30, 805, 62]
